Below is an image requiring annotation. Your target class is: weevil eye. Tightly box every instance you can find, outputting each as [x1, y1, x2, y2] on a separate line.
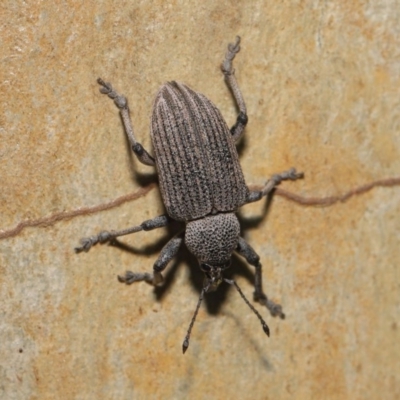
[200, 264, 211, 272]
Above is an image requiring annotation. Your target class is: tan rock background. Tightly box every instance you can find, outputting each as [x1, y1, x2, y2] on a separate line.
[1, 1, 399, 399]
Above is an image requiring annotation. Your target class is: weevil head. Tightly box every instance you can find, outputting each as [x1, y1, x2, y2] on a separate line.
[199, 261, 231, 291]
[185, 213, 240, 290]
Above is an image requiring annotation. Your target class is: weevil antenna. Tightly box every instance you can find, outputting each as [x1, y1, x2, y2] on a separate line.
[182, 283, 209, 354]
[224, 278, 270, 337]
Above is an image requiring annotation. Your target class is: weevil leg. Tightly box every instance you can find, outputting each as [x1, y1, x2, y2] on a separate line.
[118, 231, 184, 286]
[246, 168, 304, 203]
[221, 36, 248, 142]
[75, 215, 169, 253]
[236, 237, 284, 318]
[97, 78, 155, 166]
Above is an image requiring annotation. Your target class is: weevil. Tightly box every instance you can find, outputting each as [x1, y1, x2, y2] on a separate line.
[76, 37, 303, 353]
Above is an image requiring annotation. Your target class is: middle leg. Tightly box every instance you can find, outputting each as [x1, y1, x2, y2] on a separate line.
[75, 215, 170, 253]
[246, 168, 303, 204]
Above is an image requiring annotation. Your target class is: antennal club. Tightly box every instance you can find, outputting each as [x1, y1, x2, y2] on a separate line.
[182, 284, 209, 354]
[224, 278, 270, 336]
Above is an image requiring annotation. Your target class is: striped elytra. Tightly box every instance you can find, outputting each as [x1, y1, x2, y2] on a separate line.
[151, 81, 249, 222]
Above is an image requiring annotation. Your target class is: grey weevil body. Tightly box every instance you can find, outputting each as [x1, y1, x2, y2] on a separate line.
[76, 37, 303, 353]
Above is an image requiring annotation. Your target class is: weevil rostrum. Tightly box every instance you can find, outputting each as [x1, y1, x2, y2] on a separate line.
[76, 37, 303, 353]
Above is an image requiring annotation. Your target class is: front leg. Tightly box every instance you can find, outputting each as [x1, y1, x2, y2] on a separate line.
[118, 232, 184, 286]
[235, 237, 284, 318]
[75, 215, 169, 252]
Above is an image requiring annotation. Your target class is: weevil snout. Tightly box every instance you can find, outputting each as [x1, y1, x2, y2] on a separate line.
[200, 262, 231, 291]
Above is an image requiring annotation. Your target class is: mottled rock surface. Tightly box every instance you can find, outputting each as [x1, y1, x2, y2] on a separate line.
[1, 2, 399, 399]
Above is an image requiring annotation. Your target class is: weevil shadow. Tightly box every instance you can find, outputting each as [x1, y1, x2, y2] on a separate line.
[111, 232, 255, 314]
[109, 219, 184, 298]
[235, 191, 277, 285]
[110, 220, 185, 255]
[203, 255, 255, 315]
[223, 309, 274, 371]
[110, 236, 168, 256]
[153, 245, 198, 300]
[109, 183, 277, 314]
[183, 193, 275, 316]
[198, 191, 276, 314]
[109, 219, 184, 256]
[235, 128, 247, 157]
[238, 189, 275, 229]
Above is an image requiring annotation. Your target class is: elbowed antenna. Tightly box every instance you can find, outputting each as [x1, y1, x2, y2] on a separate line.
[182, 283, 209, 354]
[224, 278, 270, 337]
[182, 279, 270, 354]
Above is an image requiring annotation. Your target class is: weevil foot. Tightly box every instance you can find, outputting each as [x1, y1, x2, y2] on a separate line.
[221, 36, 241, 75]
[260, 168, 304, 197]
[254, 293, 285, 319]
[75, 231, 113, 253]
[97, 78, 127, 109]
[118, 270, 164, 286]
[75, 237, 94, 253]
[271, 167, 304, 184]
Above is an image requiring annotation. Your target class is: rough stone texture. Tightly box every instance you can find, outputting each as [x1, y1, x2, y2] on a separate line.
[1, 1, 399, 399]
